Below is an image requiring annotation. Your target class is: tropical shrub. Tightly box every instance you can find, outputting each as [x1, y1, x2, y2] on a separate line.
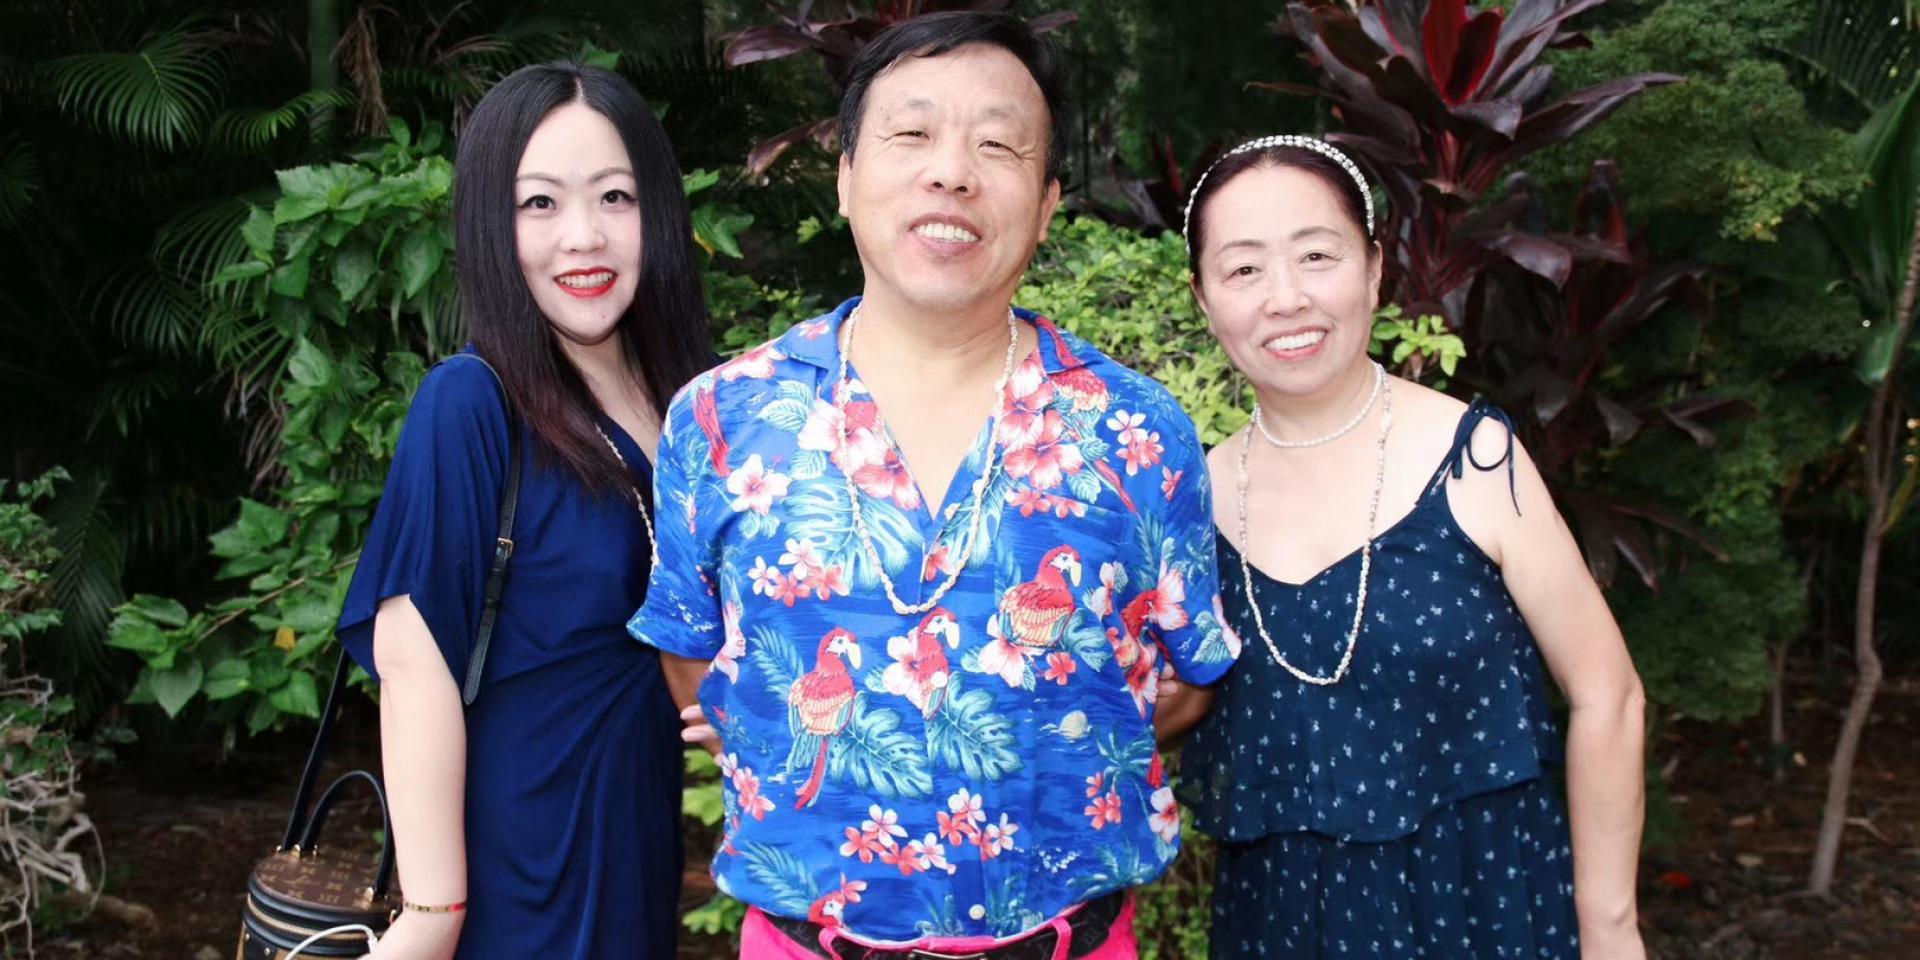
[0, 468, 101, 953]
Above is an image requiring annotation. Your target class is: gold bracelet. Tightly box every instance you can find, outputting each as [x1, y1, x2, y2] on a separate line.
[402, 900, 467, 914]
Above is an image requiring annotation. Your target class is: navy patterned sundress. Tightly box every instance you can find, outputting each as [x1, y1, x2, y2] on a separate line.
[1180, 401, 1579, 959]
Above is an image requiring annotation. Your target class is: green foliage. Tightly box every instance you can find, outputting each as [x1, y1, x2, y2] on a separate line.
[0, 468, 101, 950]
[1018, 215, 1245, 446]
[1, 470, 70, 644]
[1369, 306, 1466, 386]
[1542, 0, 1865, 244]
[48, 23, 223, 151]
[1132, 814, 1214, 960]
[107, 123, 453, 732]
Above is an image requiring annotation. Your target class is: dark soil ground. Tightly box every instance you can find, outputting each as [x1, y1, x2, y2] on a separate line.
[26, 677, 1919, 959]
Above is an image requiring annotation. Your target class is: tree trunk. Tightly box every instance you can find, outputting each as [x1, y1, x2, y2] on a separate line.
[1769, 639, 1789, 784]
[309, 0, 341, 139]
[1807, 189, 1920, 895]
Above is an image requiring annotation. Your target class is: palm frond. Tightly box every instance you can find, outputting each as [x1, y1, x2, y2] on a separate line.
[49, 24, 224, 151]
[209, 88, 355, 152]
[41, 465, 125, 715]
[87, 364, 187, 439]
[86, 263, 204, 358]
[154, 194, 257, 289]
[0, 137, 40, 227]
[1791, 0, 1920, 110]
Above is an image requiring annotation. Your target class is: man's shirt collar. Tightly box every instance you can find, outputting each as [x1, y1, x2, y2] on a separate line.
[778, 296, 1094, 377]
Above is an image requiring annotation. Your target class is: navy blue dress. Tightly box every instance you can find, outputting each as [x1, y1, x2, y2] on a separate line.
[1181, 402, 1578, 959]
[337, 354, 682, 960]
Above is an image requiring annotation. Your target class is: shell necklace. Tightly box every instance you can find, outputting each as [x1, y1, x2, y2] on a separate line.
[1235, 365, 1393, 685]
[837, 304, 1019, 615]
[591, 423, 658, 565]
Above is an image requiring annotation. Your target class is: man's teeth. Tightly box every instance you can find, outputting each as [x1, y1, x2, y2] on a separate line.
[913, 222, 980, 243]
[557, 271, 613, 288]
[1266, 330, 1326, 351]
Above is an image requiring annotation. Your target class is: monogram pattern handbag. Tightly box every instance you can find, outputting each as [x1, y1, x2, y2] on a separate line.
[236, 355, 522, 958]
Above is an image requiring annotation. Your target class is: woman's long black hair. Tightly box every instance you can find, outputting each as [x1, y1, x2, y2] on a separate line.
[454, 61, 709, 492]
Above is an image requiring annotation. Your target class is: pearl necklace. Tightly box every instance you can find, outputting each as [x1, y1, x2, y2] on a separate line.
[592, 423, 658, 565]
[1252, 361, 1385, 448]
[837, 305, 1019, 616]
[1235, 374, 1393, 686]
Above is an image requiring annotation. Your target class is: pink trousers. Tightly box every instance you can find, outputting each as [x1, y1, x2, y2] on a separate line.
[739, 896, 1138, 960]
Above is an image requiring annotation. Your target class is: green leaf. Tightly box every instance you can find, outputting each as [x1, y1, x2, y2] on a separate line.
[211, 260, 269, 285]
[332, 238, 376, 302]
[387, 116, 412, 149]
[204, 658, 252, 700]
[398, 229, 443, 299]
[236, 498, 291, 547]
[279, 600, 336, 634]
[241, 206, 276, 260]
[270, 670, 321, 718]
[287, 338, 334, 389]
[127, 593, 190, 627]
[692, 204, 752, 260]
[269, 256, 310, 299]
[151, 660, 204, 717]
[106, 614, 167, 654]
[49, 26, 221, 151]
[246, 695, 278, 734]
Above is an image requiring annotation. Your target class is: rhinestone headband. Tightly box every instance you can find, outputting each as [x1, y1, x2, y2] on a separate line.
[1182, 135, 1375, 259]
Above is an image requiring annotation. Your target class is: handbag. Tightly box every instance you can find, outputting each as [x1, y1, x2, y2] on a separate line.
[237, 354, 523, 958]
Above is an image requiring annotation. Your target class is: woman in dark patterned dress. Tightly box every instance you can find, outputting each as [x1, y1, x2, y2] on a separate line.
[1158, 137, 1648, 959]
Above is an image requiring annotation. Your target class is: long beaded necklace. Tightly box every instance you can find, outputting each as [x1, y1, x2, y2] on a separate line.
[1235, 365, 1393, 686]
[837, 304, 1019, 616]
[591, 423, 659, 566]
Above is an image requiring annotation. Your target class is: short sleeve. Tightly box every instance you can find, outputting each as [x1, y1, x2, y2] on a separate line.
[336, 357, 509, 683]
[1150, 411, 1239, 685]
[626, 376, 724, 660]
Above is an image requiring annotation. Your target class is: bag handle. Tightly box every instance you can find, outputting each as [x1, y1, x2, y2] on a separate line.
[297, 769, 398, 900]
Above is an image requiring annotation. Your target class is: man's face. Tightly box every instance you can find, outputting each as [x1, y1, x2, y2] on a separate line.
[837, 43, 1061, 318]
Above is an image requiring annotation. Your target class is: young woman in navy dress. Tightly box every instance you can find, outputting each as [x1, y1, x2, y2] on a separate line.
[1159, 138, 1648, 959]
[334, 63, 711, 959]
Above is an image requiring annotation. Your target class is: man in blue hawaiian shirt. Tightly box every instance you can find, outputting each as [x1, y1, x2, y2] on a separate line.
[629, 11, 1240, 958]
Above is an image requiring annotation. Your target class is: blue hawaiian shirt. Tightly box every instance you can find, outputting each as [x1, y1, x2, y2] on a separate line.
[629, 297, 1241, 942]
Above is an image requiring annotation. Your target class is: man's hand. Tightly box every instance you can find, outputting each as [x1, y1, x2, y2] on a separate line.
[679, 703, 718, 747]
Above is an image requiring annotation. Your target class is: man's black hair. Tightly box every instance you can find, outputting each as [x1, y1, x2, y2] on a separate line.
[838, 11, 1071, 184]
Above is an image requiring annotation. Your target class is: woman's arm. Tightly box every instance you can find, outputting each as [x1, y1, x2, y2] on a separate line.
[367, 596, 467, 959]
[1468, 429, 1647, 959]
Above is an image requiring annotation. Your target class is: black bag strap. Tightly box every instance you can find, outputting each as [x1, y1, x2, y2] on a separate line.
[452, 352, 521, 705]
[278, 351, 521, 849]
[279, 651, 353, 851]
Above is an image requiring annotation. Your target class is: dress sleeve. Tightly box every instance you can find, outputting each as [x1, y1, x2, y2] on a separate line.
[336, 358, 509, 683]
[1150, 407, 1240, 685]
[626, 375, 725, 660]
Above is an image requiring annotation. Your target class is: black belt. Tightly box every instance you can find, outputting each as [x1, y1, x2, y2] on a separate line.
[766, 890, 1126, 960]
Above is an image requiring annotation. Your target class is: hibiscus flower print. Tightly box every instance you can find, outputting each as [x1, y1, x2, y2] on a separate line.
[747, 556, 781, 597]
[726, 454, 791, 514]
[841, 826, 888, 864]
[1001, 410, 1085, 491]
[1106, 410, 1148, 445]
[1117, 431, 1164, 476]
[1084, 790, 1124, 829]
[997, 358, 1054, 448]
[733, 765, 775, 822]
[1149, 786, 1181, 844]
[908, 834, 956, 875]
[853, 449, 922, 511]
[938, 788, 985, 844]
[1089, 562, 1126, 618]
[922, 543, 956, 582]
[977, 813, 1019, 858]
[779, 538, 825, 581]
[718, 342, 785, 381]
[713, 601, 746, 682]
[803, 564, 851, 601]
[976, 617, 1035, 688]
[1043, 652, 1076, 685]
[1160, 466, 1183, 501]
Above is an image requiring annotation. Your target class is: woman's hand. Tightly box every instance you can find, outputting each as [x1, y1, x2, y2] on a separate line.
[679, 703, 718, 746]
[366, 910, 463, 960]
